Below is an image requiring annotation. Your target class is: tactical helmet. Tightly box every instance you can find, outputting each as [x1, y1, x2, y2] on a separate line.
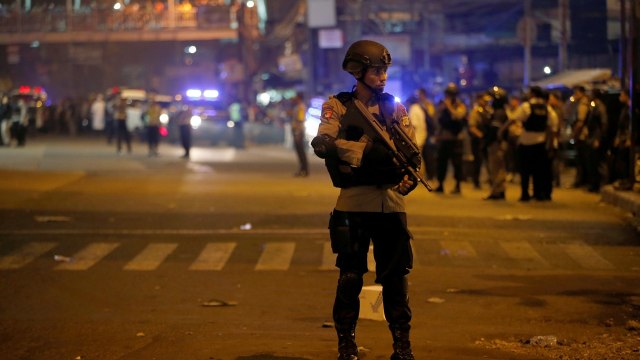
[342, 40, 392, 76]
[444, 82, 459, 96]
[489, 86, 508, 109]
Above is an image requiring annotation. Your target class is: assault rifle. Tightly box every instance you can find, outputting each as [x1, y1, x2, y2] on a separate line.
[352, 98, 433, 192]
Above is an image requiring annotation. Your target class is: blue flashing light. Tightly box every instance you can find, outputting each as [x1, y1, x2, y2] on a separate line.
[203, 89, 219, 99]
[186, 89, 202, 98]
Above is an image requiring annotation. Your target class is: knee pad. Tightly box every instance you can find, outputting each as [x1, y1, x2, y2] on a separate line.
[337, 272, 363, 302]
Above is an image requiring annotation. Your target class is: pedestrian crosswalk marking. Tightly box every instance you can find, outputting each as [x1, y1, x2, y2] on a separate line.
[367, 245, 376, 272]
[319, 241, 337, 271]
[124, 243, 178, 271]
[189, 242, 236, 271]
[439, 240, 478, 258]
[255, 242, 295, 271]
[562, 243, 615, 270]
[0, 240, 633, 272]
[499, 241, 550, 268]
[0, 242, 57, 269]
[55, 243, 120, 270]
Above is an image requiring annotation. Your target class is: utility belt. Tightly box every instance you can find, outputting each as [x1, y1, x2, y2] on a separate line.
[328, 210, 412, 254]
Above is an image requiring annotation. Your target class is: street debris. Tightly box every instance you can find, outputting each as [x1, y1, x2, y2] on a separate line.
[477, 333, 640, 359]
[35, 215, 72, 222]
[201, 299, 238, 307]
[186, 163, 213, 173]
[625, 320, 640, 331]
[494, 214, 533, 221]
[426, 297, 446, 304]
[239, 223, 252, 230]
[527, 335, 558, 347]
[53, 255, 73, 263]
[136, 332, 145, 337]
[322, 321, 334, 328]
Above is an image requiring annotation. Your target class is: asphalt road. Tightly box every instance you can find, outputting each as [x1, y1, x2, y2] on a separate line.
[0, 136, 638, 360]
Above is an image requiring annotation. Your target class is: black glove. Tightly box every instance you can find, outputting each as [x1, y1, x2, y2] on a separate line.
[311, 135, 337, 159]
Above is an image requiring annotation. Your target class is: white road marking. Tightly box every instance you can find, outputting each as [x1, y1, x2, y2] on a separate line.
[189, 242, 236, 271]
[55, 243, 120, 270]
[124, 243, 178, 271]
[499, 241, 550, 268]
[255, 242, 295, 271]
[319, 241, 337, 271]
[439, 240, 478, 258]
[562, 243, 615, 270]
[0, 242, 57, 269]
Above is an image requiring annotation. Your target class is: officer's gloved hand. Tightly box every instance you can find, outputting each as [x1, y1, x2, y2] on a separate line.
[363, 141, 394, 167]
[394, 174, 418, 195]
[311, 135, 337, 159]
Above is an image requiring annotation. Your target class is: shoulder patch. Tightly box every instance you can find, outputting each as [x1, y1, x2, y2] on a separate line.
[321, 104, 335, 120]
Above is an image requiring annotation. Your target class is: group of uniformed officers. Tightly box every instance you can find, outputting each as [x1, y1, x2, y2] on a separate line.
[310, 39, 630, 360]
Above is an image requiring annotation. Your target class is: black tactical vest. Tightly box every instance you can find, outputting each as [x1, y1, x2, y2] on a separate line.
[438, 104, 464, 135]
[324, 92, 404, 188]
[523, 102, 548, 132]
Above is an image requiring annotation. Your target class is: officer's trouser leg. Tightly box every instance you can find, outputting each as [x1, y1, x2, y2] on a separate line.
[333, 271, 363, 359]
[382, 275, 414, 360]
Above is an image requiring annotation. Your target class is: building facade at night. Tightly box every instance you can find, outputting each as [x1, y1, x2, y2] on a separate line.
[0, 0, 631, 102]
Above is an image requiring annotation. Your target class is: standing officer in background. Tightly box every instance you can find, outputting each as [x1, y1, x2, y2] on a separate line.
[547, 91, 565, 188]
[291, 92, 309, 177]
[114, 96, 132, 155]
[311, 40, 418, 360]
[484, 87, 510, 200]
[510, 86, 559, 201]
[571, 85, 591, 188]
[467, 91, 493, 189]
[145, 98, 162, 157]
[408, 88, 436, 180]
[177, 104, 193, 159]
[584, 89, 608, 192]
[435, 82, 467, 194]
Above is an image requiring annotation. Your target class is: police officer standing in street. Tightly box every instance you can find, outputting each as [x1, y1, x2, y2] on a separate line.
[484, 87, 510, 200]
[510, 86, 559, 201]
[435, 83, 467, 194]
[291, 92, 309, 177]
[311, 40, 418, 360]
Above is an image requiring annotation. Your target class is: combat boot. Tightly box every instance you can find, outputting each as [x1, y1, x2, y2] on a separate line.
[336, 324, 359, 360]
[390, 327, 414, 360]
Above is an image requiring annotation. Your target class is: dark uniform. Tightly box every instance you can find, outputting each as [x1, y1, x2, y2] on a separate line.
[584, 90, 608, 192]
[484, 87, 510, 200]
[311, 40, 418, 360]
[435, 83, 467, 194]
[291, 93, 309, 176]
[512, 86, 559, 201]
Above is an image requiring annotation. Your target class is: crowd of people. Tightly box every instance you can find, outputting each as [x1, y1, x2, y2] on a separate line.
[406, 82, 633, 201]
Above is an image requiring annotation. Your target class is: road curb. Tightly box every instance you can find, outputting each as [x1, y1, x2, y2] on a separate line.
[601, 185, 640, 217]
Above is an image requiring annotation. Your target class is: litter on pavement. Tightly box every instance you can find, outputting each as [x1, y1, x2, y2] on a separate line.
[201, 299, 238, 307]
